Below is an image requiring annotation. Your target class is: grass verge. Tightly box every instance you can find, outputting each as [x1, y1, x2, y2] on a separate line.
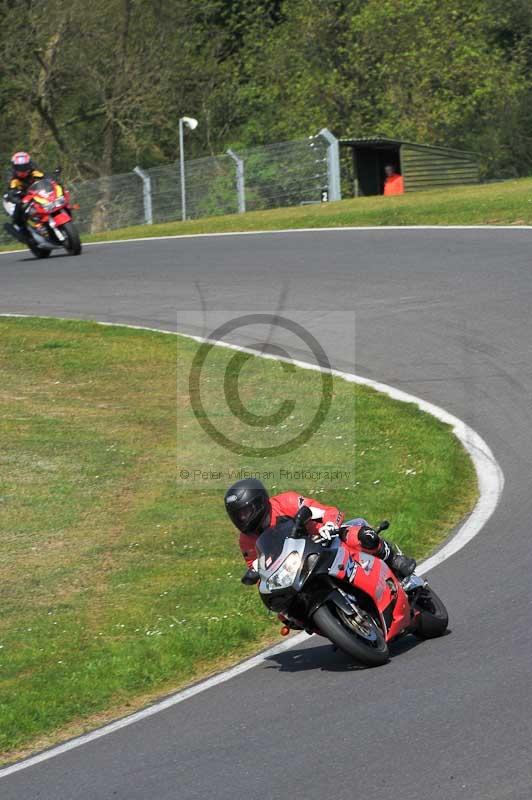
[0, 316, 477, 761]
[1, 177, 532, 254]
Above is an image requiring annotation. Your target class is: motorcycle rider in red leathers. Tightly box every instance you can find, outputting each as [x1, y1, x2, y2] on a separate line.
[224, 479, 416, 588]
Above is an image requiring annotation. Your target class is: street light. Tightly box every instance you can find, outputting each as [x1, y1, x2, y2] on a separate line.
[179, 116, 198, 221]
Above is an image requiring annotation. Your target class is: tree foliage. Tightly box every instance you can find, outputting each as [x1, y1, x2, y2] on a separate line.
[0, 0, 530, 179]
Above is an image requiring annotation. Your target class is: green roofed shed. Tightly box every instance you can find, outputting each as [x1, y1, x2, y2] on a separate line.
[339, 137, 480, 197]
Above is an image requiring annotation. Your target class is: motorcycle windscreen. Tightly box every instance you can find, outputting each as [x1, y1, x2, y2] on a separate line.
[256, 518, 294, 564]
[31, 178, 55, 196]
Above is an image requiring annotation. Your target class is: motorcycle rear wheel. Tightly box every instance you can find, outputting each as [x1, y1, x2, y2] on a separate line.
[312, 604, 389, 667]
[28, 242, 51, 259]
[413, 587, 448, 639]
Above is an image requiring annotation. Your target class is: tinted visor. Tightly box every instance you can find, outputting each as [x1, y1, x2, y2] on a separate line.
[235, 504, 255, 528]
[229, 497, 267, 533]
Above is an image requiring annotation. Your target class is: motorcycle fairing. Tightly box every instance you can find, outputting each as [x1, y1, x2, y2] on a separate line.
[330, 540, 411, 639]
[51, 211, 71, 225]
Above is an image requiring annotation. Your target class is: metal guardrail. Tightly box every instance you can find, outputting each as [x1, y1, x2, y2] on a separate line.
[1, 131, 341, 242]
[0, 131, 341, 241]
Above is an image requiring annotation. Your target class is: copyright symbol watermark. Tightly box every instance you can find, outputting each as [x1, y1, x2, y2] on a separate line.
[188, 314, 333, 458]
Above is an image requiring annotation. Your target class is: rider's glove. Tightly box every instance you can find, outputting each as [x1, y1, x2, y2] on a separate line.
[315, 521, 338, 543]
[241, 559, 259, 585]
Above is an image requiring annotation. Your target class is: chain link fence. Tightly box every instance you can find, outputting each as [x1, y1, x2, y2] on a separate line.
[1, 134, 333, 243]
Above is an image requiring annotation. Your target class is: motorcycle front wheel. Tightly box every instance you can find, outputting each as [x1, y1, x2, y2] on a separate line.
[312, 604, 389, 667]
[60, 221, 82, 255]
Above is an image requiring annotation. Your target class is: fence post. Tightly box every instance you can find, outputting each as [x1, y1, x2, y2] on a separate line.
[318, 128, 342, 202]
[226, 149, 246, 213]
[133, 166, 153, 225]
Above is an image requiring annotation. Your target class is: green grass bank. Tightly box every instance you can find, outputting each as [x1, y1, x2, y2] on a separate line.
[0, 317, 477, 760]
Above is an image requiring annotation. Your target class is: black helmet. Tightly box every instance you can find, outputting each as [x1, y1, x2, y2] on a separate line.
[224, 479, 270, 534]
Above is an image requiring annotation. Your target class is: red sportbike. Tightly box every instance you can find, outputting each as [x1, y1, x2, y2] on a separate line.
[254, 507, 448, 667]
[3, 175, 81, 258]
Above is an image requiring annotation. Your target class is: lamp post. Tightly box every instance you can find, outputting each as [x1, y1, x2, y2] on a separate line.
[179, 116, 198, 221]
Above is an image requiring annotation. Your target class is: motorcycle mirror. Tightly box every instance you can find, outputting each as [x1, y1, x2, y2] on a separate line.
[292, 505, 312, 536]
[296, 505, 312, 524]
[54, 166, 62, 177]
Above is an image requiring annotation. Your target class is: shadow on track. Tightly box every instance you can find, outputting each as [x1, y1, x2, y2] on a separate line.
[264, 633, 429, 673]
[18, 254, 69, 262]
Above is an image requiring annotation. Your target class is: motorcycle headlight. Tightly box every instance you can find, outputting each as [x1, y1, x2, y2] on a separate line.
[266, 551, 301, 590]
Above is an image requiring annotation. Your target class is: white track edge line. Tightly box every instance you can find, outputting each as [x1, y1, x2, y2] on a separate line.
[1, 222, 532, 256]
[0, 314, 504, 778]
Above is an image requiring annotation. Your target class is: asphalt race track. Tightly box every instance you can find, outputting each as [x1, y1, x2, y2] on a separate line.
[1, 229, 532, 800]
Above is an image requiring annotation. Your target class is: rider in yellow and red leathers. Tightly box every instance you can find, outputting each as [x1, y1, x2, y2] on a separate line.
[5, 151, 44, 240]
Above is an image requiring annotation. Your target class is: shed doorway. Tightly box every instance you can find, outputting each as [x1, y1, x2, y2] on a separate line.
[352, 145, 401, 196]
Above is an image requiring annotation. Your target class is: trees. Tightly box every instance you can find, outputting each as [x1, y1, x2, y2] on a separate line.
[233, 0, 532, 176]
[0, 0, 530, 179]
